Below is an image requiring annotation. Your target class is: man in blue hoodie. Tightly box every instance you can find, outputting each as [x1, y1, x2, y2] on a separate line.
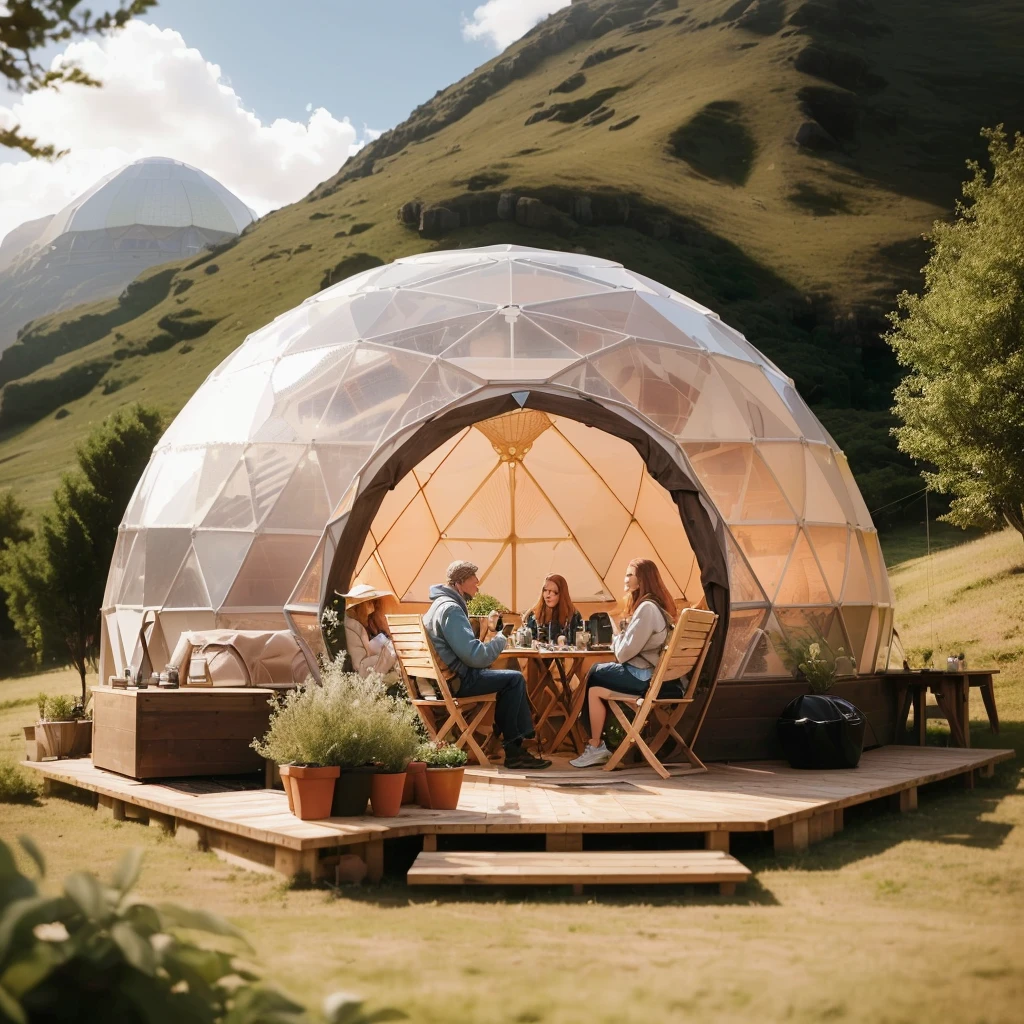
[423, 560, 551, 770]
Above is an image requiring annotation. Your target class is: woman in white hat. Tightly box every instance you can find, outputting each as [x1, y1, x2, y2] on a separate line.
[342, 583, 398, 679]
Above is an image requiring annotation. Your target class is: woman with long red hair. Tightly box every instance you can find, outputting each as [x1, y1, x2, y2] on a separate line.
[570, 558, 683, 768]
[523, 574, 584, 645]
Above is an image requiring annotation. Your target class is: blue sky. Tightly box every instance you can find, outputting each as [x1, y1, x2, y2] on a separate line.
[129, 0, 495, 129]
[0, 0, 571, 240]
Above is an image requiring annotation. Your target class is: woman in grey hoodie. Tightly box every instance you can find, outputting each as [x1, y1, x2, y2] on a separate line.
[570, 558, 683, 768]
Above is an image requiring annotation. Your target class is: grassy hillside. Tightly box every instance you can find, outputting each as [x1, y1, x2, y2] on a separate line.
[891, 526, 1024, 720]
[1, 0, 1022, 514]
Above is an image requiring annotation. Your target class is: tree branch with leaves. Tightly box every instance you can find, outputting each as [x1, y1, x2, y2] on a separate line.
[1, 0, 157, 158]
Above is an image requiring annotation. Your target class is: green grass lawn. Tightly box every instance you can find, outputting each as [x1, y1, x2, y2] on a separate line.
[2, 530, 1023, 1023]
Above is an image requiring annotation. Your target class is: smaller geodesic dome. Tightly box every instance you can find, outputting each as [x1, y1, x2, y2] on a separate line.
[34, 156, 254, 267]
[102, 245, 895, 691]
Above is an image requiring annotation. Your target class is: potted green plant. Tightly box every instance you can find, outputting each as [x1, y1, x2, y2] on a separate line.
[423, 742, 469, 810]
[403, 741, 433, 807]
[252, 685, 341, 820]
[365, 696, 421, 818]
[36, 694, 78, 760]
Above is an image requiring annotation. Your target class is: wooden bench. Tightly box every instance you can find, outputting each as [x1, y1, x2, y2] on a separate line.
[407, 850, 751, 895]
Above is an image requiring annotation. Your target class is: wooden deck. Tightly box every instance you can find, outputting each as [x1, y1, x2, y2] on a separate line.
[25, 745, 1012, 883]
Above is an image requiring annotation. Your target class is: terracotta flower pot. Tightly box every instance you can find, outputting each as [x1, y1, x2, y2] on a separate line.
[37, 721, 77, 759]
[279, 764, 339, 820]
[331, 767, 373, 816]
[425, 766, 465, 810]
[69, 720, 92, 758]
[402, 761, 430, 806]
[280, 769, 296, 813]
[370, 770, 407, 818]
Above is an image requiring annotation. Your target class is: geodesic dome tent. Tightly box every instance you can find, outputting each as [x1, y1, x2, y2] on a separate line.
[101, 245, 894, 688]
[34, 156, 254, 268]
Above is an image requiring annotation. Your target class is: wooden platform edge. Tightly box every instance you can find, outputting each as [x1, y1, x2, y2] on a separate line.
[760, 747, 1014, 830]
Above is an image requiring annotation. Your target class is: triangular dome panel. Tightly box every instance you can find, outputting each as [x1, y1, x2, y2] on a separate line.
[775, 531, 831, 605]
[165, 547, 212, 609]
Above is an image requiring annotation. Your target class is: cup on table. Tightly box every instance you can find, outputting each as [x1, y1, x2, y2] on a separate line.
[578, 631, 591, 650]
[557, 635, 566, 648]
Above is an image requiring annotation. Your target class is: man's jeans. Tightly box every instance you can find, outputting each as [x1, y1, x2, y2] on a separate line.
[457, 668, 533, 745]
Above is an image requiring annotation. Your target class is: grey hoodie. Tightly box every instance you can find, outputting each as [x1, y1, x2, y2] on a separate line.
[422, 584, 508, 688]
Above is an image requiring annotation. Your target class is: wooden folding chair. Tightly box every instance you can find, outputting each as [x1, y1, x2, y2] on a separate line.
[603, 608, 720, 779]
[386, 614, 496, 766]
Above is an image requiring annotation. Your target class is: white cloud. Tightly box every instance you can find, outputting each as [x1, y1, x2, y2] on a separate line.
[462, 0, 572, 51]
[0, 21, 372, 244]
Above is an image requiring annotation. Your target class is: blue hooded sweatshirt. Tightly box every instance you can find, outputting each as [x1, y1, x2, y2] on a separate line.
[422, 584, 508, 689]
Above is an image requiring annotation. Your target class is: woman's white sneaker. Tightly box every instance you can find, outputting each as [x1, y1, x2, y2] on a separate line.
[570, 742, 612, 768]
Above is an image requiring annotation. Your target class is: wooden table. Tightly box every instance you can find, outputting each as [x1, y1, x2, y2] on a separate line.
[503, 647, 615, 754]
[92, 686, 276, 779]
[890, 670, 1000, 747]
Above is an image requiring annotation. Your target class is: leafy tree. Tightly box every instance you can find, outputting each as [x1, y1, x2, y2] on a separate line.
[0, 490, 32, 676]
[887, 127, 1024, 544]
[1, 0, 157, 158]
[0, 405, 162, 698]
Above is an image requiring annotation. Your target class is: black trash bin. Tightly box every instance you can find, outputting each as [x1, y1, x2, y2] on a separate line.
[777, 694, 865, 769]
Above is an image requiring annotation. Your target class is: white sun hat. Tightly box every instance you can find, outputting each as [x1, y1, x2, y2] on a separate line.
[337, 583, 393, 608]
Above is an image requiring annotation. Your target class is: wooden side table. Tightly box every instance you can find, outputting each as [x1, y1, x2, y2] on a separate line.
[890, 670, 999, 747]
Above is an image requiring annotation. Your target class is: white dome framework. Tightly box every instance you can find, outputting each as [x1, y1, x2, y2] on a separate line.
[34, 157, 254, 269]
[102, 245, 894, 688]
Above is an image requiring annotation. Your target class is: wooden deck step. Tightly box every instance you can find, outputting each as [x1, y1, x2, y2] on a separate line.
[407, 850, 751, 894]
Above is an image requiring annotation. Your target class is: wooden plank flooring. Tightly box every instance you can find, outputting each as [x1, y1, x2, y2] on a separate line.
[25, 746, 1012, 879]
[407, 850, 751, 892]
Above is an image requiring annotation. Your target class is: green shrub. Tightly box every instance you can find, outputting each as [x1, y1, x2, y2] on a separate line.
[423, 742, 468, 768]
[466, 592, 508, 616]
[0, 360, 111, 428]
[771, 631, 842, 693]
[0, 836, 398, 1022]
[0, 759, 38, 803]
[39, 694, 76, 721]
[253, 661, 420, 770]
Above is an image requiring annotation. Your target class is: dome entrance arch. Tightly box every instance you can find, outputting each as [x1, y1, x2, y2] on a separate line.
[286, 386, 731, 687]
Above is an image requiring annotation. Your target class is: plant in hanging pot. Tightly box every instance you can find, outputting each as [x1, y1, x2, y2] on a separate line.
[423, 742, 469, 810]
[365, 696, 421, 818]
[771, 631, 866, 770]
[35, 693, 78, 760]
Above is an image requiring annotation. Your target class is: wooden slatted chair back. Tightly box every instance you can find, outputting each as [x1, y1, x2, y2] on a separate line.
[387, 614, 447, 700]
[601, 606, 720, 778]
[650, 607, 719, 699]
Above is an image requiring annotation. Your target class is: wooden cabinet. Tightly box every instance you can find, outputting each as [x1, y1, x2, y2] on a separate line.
[91, 687, 275, 779]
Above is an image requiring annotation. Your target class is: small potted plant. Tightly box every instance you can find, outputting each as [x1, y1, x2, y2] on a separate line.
[36, 694, 78, 760]
[252, 685, 340, 820]
[403, 741, 433, 807]
[423, 742, 469, 810]
[367, 701, 421, 818]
